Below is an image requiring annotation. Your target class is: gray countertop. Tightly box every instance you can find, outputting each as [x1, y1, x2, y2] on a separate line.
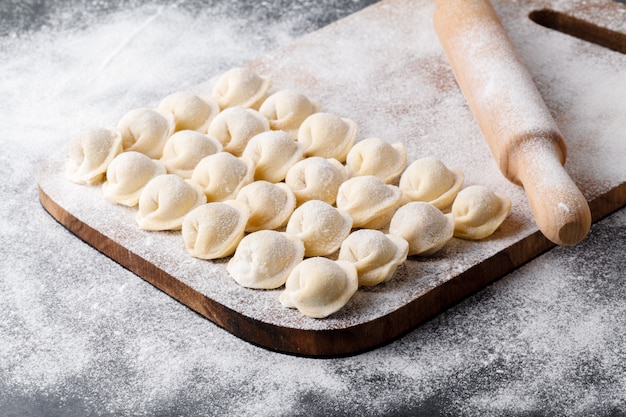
[1, 1, 625, 416]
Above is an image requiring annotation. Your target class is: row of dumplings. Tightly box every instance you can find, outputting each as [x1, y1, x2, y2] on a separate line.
[65, 67, 512, 319]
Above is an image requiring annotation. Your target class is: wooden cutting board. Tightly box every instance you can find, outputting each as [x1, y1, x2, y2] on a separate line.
[38, 0, 626, 356]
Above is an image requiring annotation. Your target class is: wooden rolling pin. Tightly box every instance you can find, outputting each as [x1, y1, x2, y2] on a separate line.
[433, 0, 591, 246]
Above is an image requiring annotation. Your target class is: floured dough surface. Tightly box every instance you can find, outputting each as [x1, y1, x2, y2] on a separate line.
[279, 257, 358, 319]
[66, 127, 123, 185]
[136, 174, 206, 231]
[389, 201, 455, 256]
[160, 130, 222, 178]
[212, 67, 272, 110]
[207, 107, 270, 156]
[227, 230, 305, 289]
[297, 112, 357, 162]
[259, 89, 320, 138]
[117, 108, 175, 159]
[102, 151, 167, 207]
[452, 185, 512, 240]
[191, 152, 253, 202]
[336, 175, 403, 229]
[338, 229, 408, 287]
[182, 201, 249, 260]
[235, 180, 296, 232]
[286, 200, 352, 257]
[345, 137, 407, 184]
[158, 92, 220, 133]
[284, 157, 347, 206]
[242, 130, 304, 183]
[399, 156, 464, 210]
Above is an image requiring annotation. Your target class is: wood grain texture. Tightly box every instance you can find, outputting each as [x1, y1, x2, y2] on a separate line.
[38, 0, 626, 356]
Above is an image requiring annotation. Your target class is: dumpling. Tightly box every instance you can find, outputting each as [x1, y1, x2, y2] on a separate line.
[227, 230, 305, 289]
[207, 106, 269, 156]
[117, 108, 175, 159]
[191, 152, 253, 202]
[297, 112, 357, 163]
[235, 181, 296, 232]
[451, 185, 512, 240]
[286, 200, 353, 257]
[102, 151, 167, 207]
[388, 201, 455, 256]
[279, 257, 358, 319]
[160, 130, 222, 178]
[157, 91, 220, 133]
[284, 157, 348, 206]
[336, 175, 403, 229]
[345, 137, 407, 183]
[136, 174, 206, 231]
[399, 157, 464, 210]
[242, 130, 304, 183]
[258, 90, 321, 138]
[211, 67, 272, 110]
[182, 201, 249, 260]
[338, 229, 408, 287]
[66, 127, 123, 185]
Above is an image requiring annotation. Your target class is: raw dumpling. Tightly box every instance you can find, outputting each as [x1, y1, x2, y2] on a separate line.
[117, 108, 175, 159]
[451, 185, 511, 240]
[284, 157, 348, 206]
[399, 157, 464, 210]
[388, 202, 454, 256]
[191, 152, 253, 202]
[258, 90, 320, 138]
[66, 127, 123, 185]
[160, 130, 222, 178]
[338, 229, 408, 287]
[102, 151, 167, 207]
[345, 137, 407, 183]
[157, 91, 220, 133]
[297, 112, 357, 163]
[182, 201, 249, 260]
[279, 257, 358, 319]
[336, 175, 403, 229]
[235, 181, 296, 232]
[207, 106, 269, 156]
[211, 67, 272, 110]
[136, 174, 206, 231]
[286, 200, 353, 257]
[242, 130, 304, 183]
[227, 230, 305, 289]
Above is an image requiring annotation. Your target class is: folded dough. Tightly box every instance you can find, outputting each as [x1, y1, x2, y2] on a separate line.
[227, 230, 305, 289]
[207, 106, 269, 156]
[451, 185, 511, 240]
[136, 174, 206, 231]
[279, 257, 358, 319]
[182, 201, 250, 260]
[66, 127, 123, 185]
[336, 175, 403, 229]
[160, 130, 223, 178]
[286, 200, 353, 257]
[157, 91, 220, 133]
[345, 137, 407, 184]
[338, 229, 408, 287]
[242, 130, 304, 183]
[117, 108, 175, 159]
[191, 152, 253, 202]
[399, 156, 464, 210]
[258, 90, 321, 138]
[284, 157, 348, 206]
[235, 181, 296, 232]
[211, 67, 272, 110]
[388, 202, 455, 256]
[297, 112, 357, 163]
[102, 151, 167, 207]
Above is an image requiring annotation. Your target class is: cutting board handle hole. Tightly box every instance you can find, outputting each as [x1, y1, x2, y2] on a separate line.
[529, 9, 626, 54]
